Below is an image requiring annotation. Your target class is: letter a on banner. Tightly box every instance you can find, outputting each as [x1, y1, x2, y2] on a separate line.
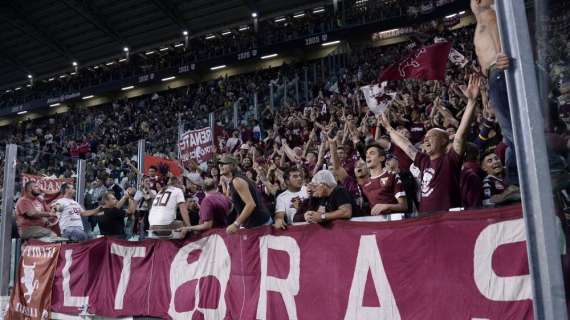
[168, 235, 230, 320]
[473, 218, 532, 301]
[256, 235, 301, 320]
[344, 235, 401, 320]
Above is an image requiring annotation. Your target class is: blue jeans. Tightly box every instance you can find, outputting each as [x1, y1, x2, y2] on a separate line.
[63, 226, 88, 242]
[488, 67, 519, 185]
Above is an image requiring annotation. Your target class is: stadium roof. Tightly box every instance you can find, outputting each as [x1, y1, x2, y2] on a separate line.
[0, 0, 324, 87]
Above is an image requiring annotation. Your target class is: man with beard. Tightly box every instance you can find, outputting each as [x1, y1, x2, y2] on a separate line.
[15, 182, 59, 240]
[362, 144, 407, 218]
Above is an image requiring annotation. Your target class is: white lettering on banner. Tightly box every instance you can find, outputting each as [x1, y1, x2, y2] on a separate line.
[110, 244, 146, 310]
[62, 250, 89, 307]
[344, 235, 401, 320]
[168, 235, 230, 320]
[256, 236, 300, 320]
[473, 218, 531, 301]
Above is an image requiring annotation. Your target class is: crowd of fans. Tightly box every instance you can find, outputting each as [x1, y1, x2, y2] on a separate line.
[0, 0, 459, 110]
[3, 0, 570, 243]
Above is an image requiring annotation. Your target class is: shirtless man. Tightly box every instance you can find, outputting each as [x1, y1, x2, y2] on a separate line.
[471, 0, 518, 185]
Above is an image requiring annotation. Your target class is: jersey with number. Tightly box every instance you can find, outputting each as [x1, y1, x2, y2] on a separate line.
[148, 186, 185, 226]
[53, 198, 84, 231]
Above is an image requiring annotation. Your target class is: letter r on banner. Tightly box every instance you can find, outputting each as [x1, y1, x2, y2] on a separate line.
[63, 250, 89, 307]
[256, 235, 300, 320]
[344, 235, 401, 320]
[110, 244, 146, 310]
[474, 218, 531, 301]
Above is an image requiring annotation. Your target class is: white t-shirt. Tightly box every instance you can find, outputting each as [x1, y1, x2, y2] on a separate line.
[148, 186, 185, 226]
[275, 186, 309, 224]
[134, 189, 157, 211]
[53, 198, 84, 231]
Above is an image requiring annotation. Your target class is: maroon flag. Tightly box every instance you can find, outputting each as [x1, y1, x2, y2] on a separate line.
[379, 42, 452, 81]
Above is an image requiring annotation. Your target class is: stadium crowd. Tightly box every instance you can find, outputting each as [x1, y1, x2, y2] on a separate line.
[4, 1, 570, 242]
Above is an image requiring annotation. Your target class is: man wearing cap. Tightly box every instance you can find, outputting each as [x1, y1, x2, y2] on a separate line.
[362, 143, 407, 218]
[219, 155, 272, 234]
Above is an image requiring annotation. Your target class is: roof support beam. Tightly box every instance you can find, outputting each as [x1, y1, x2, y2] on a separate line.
[0, 3, 73, 60]
[61, 0, 125, 45]
[147, 0, 187, 29]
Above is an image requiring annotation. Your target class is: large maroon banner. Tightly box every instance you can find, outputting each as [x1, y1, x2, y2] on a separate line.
[49, 205, 533, 319]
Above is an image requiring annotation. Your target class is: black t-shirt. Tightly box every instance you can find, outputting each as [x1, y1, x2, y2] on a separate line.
[98, 208, 126, 237]
[323, 186, 355, 213]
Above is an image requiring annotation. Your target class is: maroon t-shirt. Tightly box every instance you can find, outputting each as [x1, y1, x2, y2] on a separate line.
[460, 161, 483, 209]
[198, 192, 232, 227]
[361, 171, 405, 208]
[390, 144, 413, 173]
[414, 149, 463, 213]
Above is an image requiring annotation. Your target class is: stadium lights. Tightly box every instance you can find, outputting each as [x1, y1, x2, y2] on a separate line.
[174, 43, 184, 47]
[161, 76, 176, 81]
[238, 26, 250, 31]
[82, 95, 94, 100]
[293, 12, 305, 18]
[5, 89, 11, 93]
[70, 72, 76, 75]
[17, 111, 28, 115]
[261, 53, 278, 60]
[445, 13, 457, 19]
[210, 65, 226, 70]
[459, 11, 466, 15]
[59, 75, 66, 78]
[182, 30, 189, 36]
[119, 58, 128, 62]
[123, 47, 129, 52]
[93, 66, 100, 69]
[221, 31, 232, 36]
[48, 77, 54, 81]
[251, 12, 257, 18]
[313, 7, 325, 13]
[72, 61, 78, 67]
[205, 34, 216, 39]
[26, 84, 31, 87]
[274, 17, 286, 23]
[121, 85, 134, 91]
[145, 50, 155, 55]
[27, 74, 32, 79]
[106, 62, 115, 66]
[322, 40, 341, 46]
[15, 87, 21, 91]
[159, 47, 169, 51]
[49, 103, 60, 107]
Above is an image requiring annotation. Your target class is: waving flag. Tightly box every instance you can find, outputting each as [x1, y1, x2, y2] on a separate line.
[378, 42, 452, 81]
[361, 82, 396, 115]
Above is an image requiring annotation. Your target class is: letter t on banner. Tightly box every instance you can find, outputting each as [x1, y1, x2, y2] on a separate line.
[256, 235, 300, 320]
[110, 244, 146, 310]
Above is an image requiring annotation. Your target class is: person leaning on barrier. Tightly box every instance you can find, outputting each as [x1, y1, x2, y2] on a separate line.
[303, 170, 354, 224]
[178, 178, 232, 233]
[15, 181, 59, 240]
[82, 189, 136, 239]
[148, 176, 190, 238]
[52, 183, 89, 242]
[219, 155, 272, 234]
[273, 167, 308, 230]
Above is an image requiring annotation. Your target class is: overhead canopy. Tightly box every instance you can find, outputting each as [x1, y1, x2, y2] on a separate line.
[0, 0, 324, 87]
